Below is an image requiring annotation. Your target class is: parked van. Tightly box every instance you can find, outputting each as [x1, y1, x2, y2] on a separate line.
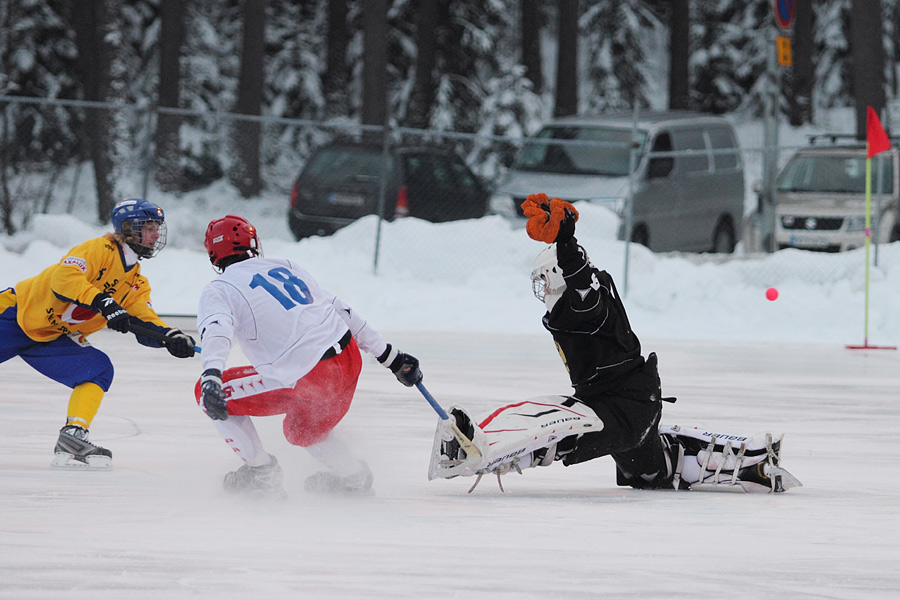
[769, 140, 900, 252]
[490, 111, 745, 252]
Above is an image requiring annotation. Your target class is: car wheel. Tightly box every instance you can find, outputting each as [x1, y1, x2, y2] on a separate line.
[631, 226, 649, 249]
[288, 213, 311, 241]
[712, 220, 735, 253]
[289, 214, 329, 241]
[891, 226, 900, 243]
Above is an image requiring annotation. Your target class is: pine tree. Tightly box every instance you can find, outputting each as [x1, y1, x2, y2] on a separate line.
[691, 0, 766, 115]
[582, 0, 663, 113]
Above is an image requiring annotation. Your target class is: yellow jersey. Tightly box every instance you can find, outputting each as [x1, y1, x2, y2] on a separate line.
[10, 236, 169, 342]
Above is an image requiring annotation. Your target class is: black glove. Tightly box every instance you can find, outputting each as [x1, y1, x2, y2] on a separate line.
[377, 344, 423, 387]
[165, 328, 196, 358]
[556, 208, 577, 243]
[200, 368, 228, 420]
[92, 293, 130, 333]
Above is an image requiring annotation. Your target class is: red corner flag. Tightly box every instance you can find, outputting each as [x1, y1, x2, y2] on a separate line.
[867, 106, 891, 158]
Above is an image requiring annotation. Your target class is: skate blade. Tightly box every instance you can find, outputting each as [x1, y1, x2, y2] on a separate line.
[428, 455, 483, 480]
[691, 482, 752, 493]
[50, 452, 113, 471]
[767, 465, 803, 493]
[692, 466, 803, 494]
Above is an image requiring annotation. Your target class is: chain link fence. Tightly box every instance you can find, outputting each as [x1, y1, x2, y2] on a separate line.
[1, 94, 895, 297]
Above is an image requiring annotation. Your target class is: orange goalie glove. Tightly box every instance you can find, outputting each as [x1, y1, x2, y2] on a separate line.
[521, 193, 579, 244]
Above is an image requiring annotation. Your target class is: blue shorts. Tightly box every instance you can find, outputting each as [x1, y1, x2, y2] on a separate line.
[0, 304, 114, 391]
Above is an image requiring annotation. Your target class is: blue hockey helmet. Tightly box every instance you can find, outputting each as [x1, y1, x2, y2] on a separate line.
[110, 198, 167, 259]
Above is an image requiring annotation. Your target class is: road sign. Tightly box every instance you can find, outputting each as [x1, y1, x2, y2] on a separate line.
[776, 36, 793, 66]
[775, 0, 796, 29]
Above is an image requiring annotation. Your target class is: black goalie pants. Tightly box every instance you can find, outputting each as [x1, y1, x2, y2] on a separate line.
[560, 354, 668, 483]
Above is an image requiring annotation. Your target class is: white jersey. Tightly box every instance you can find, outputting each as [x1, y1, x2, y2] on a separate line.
[197, 257, 388, 387]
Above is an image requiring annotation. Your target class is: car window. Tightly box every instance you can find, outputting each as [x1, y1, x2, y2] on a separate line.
[776, 154, 891, 193]
[673, 129, 709, 173]
[303, 147, 392, 182]
[404, 154, 480, 190]
[447, 160, 479, 189]
[515, 126, 647, 176]
[708, 127, 739, 170]
[405, 155, 447, 186]
[647, 132, 674, 179]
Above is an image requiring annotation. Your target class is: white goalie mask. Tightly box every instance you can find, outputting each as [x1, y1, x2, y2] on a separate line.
[531, 246, 566, 311]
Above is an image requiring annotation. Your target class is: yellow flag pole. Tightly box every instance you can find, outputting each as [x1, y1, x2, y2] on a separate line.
[848, 107, 897, 350]
[847, 149, 894, 349]
[863, 155, 872, 346]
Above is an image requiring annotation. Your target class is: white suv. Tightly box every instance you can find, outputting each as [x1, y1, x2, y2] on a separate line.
[773, 143, 900, 252]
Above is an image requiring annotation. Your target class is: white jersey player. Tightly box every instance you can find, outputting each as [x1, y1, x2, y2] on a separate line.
[195, 215, 422, 497]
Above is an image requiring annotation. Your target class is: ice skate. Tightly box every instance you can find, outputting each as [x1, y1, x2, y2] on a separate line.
[223, 455, 287, 499]
[304, 460, 374, 495]
[657, 428, 803, 494]
[51, 425, 113, 470]
[440, 407, 475, 462]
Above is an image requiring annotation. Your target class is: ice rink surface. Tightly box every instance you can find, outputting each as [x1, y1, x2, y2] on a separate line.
[2, 325, 899, 599]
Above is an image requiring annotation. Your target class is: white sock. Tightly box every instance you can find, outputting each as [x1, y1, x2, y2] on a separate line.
[246, 451, 273, 467]
[304, 432, 359, 477]
[211, 415, 266, 463]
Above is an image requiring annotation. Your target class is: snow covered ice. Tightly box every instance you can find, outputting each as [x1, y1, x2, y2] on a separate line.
[3, 204, 900, 598]
[3, 109, 900, 596]
[2, 328, 899, 598]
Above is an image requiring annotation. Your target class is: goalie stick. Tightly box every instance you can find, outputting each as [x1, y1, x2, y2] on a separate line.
[128, 322, 202, 353]
[416, 383, 481, 458]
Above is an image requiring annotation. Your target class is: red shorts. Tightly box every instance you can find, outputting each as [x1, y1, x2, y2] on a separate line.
[194, 339, 363, 446]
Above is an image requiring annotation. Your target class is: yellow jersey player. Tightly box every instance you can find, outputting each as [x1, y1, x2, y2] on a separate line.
[0, 198, 196, 470]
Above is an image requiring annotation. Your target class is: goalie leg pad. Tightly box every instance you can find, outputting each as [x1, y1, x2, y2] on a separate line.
[661, 426, 802, 493]
[428, 396, 604, 481]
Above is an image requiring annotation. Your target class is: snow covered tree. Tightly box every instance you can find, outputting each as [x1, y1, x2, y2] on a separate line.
[851, 0, 886, 138]
[691, 0, 766, 115]
[521, 0, 545, 95]
[388, 0, 531, 134]
[814, 0, 852, 111]
[406, 0, 439, 129]
[176, 0, 238, 188]
[669, 0, 690, 109]
[581, 0, 663, 113]
[0, 0, 80, 233]
[154, 0, 187, 192]
[0, 2, 80, 167]
[361, 0, 388, 130]
[71, 0, 130, 223]
[555, 0, 578, 117]
[229, 0, 266, 197]
[323, 0, 350, 118]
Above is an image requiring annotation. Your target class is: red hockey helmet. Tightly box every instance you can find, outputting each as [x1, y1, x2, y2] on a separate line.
[204, 215, 261, 271]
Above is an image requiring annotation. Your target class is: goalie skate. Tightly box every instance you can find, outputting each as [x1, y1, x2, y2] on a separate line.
[428, 396, 604, 482]
[662, 427, 803, 494]
[50, 425, 112, 471]
[427, 405, 487, 480]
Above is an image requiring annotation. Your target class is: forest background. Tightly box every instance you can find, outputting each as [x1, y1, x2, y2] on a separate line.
[0, 0, 895, 234]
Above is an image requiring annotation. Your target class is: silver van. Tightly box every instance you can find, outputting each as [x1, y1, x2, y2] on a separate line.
[770, 142, 900, 252]
[490, 111, 745, 252]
